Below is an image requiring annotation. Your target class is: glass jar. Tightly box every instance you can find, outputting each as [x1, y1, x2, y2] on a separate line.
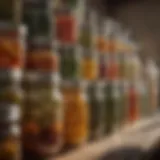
[87, 81, 105, 140]
[59, 45, 80, 79]
[127, 82, 140, 123]
[0, 124, 20, 160]
[0, 24, 26, 69]
[80, 51, 98, 81]
[62, 81, 89, 148]
[22, 89, 63, 157]
[103, 81, 122, 134]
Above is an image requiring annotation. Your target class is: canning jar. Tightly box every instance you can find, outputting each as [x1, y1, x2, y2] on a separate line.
[103, 81, 122, 134]
[0, 124, 20, 160]
[127, 82, 140, 123]
[0, 24, 26, 69]
[22, 89, 63, 157]
[56, 9, 77, 44]
[62, 81, 89, 148]
[87, 81, 105, 140]
[80, 51, 98, 81]
[26, 38, 59, 73]
[59, 45, 80, 79]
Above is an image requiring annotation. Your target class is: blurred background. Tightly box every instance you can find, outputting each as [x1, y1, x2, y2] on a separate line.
[0, 0, 159, 160]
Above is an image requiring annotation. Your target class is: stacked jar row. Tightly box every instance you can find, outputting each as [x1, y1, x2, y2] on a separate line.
[0, 24, 26, 160]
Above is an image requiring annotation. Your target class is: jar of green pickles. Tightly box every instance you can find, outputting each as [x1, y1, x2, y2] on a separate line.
[22, 89, 63, 157]
[59, 45, 80, 80]
[103, 81, 121, 134]
[62, 81, 89, 148]
[87, 81, 105, 140]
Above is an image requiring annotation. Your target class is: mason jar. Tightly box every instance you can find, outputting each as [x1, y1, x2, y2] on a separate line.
[22, 89, 64, 157]
[103, 81, 122, 134]
[80, 50, 98, 81]
[62, 81, 89, 149]
[87, 81, 105, 140]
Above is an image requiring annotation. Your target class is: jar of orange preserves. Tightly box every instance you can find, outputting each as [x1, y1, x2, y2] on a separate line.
[62, 81, 89, 149]
[80, 50, 98, 81]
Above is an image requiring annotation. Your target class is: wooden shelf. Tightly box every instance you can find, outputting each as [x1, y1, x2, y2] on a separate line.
[55, 114, 160, 160]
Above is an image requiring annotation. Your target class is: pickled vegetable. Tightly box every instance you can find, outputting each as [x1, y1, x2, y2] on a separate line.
[62, 83, 89, 147]
[59, 47, 79, 79]
[56, 14, 77, 44]
[22, 90, 63, 156]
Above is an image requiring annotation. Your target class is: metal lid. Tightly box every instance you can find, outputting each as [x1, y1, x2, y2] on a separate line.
[23, 71, 61, 86]
[0, 124, 20, 140]
[0, 69, 22, 82]
[0, 104, 21, 123]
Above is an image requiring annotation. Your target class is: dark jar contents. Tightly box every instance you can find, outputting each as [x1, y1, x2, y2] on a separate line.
[0, 124, 21, 160]
[59, 46, 80, 80]
[87, 82, 105, 140]
[22, 90, 63, 157]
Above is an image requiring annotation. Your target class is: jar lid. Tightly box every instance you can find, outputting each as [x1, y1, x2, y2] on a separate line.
[0, 103, 21, 123]
[0, 69, 22, 83]
[23, 72, 61, 87]
[0, 124, 20, 140]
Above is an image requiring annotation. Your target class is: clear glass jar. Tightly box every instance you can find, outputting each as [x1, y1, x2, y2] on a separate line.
[80, 51, 98, 81]
[22, 89, 63, 157]
[87, 81, 105, 140]
[62, 81, 89, 148]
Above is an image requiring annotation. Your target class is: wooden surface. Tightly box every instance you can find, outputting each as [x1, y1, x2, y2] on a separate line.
[55, 114, 160, 160]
